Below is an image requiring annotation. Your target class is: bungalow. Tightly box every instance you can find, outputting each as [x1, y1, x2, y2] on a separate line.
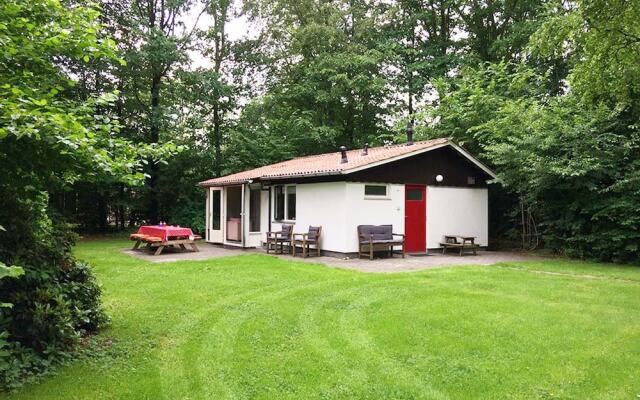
[198, 136, 496, 257]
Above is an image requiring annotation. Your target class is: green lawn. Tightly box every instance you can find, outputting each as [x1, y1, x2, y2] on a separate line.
[6, 239, 640, 399]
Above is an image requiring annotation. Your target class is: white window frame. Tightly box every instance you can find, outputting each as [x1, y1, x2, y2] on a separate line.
[273, 184, 297, 222]
[363, 183, 390, 200]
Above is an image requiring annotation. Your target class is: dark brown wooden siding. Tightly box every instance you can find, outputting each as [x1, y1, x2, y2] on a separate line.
[263, 145, 492, 187]
[345, 146, 491, 187]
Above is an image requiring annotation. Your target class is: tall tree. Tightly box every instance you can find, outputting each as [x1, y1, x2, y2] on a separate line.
[100, 0, 205, 223]
[456, 0, 547, 63]
[239, 0, 392, 152]
[203, 0, 233, 176]
[384, 0, 460, 116]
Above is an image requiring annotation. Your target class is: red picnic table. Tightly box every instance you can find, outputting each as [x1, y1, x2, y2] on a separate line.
[130, 225, 200, 255]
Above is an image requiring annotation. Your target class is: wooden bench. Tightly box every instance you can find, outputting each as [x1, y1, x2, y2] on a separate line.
[357, 225, 405, 260]
[130, 233, 201, 255]
[439, 235, 479, 256]
[130, 233, 150, 250]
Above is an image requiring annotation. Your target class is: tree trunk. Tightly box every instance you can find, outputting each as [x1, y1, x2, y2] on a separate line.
[213, 102, 222, 176]
[345, 101, 355, 146]
[119, 184, 126, 230]
[148, 73, 162, 224]
[98, 189, 107, 232]
[211, 6, 227, 178]
[408, 81, 414, 116]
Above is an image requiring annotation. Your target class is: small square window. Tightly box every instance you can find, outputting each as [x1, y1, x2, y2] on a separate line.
[467, 176, 476, 185]
[364, 185, 387, 197]
[406, 188, 423, 201]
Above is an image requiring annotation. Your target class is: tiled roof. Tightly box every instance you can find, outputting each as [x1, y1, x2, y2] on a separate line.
[199, 138, 451, 186]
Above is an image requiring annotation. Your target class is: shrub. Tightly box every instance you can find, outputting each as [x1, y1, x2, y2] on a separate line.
[0, 196, 108, 391]
[170, 198, 206, 234]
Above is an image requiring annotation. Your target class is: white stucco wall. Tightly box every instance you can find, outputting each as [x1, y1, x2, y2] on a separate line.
[273, 181, 405, 253]
[272, 182, 349, 253]
[344, 182, 405, 253]
[426, 186, 488, 249]
[209, 182, 489, 252]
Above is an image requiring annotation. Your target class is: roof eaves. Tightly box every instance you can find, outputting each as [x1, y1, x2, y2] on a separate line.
[260, 170, 343, 180]
[198, 178, 251, 187]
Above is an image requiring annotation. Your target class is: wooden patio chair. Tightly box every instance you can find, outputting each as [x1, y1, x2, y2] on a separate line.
[266, 224, 294, 254]
[292, 226, 322, 258]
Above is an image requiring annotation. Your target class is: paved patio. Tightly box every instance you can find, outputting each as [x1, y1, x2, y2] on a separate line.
[123, 242, 545, 273]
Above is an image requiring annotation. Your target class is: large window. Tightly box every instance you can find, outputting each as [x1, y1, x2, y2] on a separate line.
[286, 186, 296, 220]
[274, 185, 296, 221]
[249, 188, 261, 232]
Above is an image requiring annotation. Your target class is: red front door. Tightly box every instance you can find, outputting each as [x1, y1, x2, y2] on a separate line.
[405, 184, 426, 253]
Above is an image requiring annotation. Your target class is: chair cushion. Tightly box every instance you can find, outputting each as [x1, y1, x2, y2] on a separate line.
[295, 238, 317, 243]
[281, 224, 293, 239]
[361, 239, 403, 245]
[358, 225, 393, 240]
[307, 226, 321, 240]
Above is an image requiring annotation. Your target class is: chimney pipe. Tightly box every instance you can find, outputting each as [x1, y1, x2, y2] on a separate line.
[361, 143, 369, 156]
[340, 146, 348, 163]
[406, 119, 414, 145]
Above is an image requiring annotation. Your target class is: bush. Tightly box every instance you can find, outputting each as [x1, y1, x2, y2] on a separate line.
[0, 259, 107, 391]
[0, 195, 108, 391]
[170, 198, 206, 234]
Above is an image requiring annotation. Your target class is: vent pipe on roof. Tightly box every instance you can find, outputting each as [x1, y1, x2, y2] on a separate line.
[406, 119, 414, 145]
[361, 143, 369, 156]
[340, 146, 348, 163]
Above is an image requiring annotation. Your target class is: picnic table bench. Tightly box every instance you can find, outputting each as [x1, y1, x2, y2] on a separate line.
[439, 235, 479, 256]
[130, 225, 201, 256]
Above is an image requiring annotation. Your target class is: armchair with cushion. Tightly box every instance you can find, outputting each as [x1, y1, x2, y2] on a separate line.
[357, 225, 405, 260]
[292, 226, 322, 258]
[266, 224, 294, 254]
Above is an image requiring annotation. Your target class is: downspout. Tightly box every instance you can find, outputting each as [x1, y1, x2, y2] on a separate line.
[241, 183, 246, 248]
[205, 188, 210, 242]
[268, 186, 272, 234]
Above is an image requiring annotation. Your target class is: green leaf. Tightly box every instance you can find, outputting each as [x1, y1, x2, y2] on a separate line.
[0, 263, 24, 279]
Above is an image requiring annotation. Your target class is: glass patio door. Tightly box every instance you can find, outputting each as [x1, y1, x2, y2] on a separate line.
[209, 188, 223, 243]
